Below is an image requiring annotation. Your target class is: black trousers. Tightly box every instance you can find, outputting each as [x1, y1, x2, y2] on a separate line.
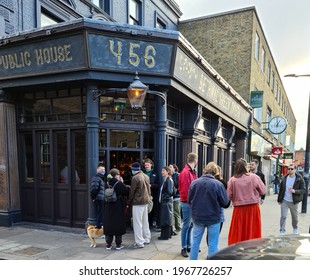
[106, 235, 122, 246]
[94, 200, 104, 228]
[160, 226, 172, 239]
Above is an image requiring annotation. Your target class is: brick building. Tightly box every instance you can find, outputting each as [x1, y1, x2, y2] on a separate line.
[180, 6, 296, 184]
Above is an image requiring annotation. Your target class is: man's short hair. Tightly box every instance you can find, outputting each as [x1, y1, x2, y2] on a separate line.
[289, 164, 296, 169]
[187, 153, 197, 163]
[250, 159, 259, 165]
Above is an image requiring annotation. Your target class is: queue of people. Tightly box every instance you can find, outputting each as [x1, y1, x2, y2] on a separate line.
[88, 154, 306, 259]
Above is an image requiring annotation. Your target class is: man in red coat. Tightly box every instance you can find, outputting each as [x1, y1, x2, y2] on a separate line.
[178, 152, 198, 257]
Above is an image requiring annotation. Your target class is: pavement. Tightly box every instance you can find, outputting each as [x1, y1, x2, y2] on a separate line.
[0, 190, 309, 260]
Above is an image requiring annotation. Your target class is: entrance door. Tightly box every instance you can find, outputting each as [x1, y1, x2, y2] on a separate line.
[20, 129, 87, 227]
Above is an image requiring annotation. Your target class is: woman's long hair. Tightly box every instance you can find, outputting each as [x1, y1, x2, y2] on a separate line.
[233, 158, 248, 178]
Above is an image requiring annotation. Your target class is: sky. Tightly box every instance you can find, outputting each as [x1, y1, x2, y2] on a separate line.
[176, 0, 310, 150]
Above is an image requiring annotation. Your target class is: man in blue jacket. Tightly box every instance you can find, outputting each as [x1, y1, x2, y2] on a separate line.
[188, 162, 229, 260]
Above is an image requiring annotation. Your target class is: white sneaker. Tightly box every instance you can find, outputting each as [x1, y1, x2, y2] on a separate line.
[116, 245, 124, 250]
[279, 231, 285, 235]
[293, 228, 298, 235]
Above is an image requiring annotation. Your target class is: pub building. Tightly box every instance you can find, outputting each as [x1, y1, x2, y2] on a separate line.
[0, 19, 252, 227]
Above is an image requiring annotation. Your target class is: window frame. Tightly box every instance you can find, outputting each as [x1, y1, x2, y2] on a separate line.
[254, 32, 260, 62]
[128, 0, 142, 26]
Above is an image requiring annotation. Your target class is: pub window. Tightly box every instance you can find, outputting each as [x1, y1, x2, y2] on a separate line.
[167, 101, 181, 129]
[110, 130, 140, 149]
[143, 131, 154, 149]
[39, 132, 51, 184]
[99, 94, 154, 123]
[17, 88, 85, 123]
[129, 0, 141, 25]
[23, 134, 34, 183]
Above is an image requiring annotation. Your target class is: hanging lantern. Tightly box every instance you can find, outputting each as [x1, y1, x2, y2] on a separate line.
[127, 72, 148, 109]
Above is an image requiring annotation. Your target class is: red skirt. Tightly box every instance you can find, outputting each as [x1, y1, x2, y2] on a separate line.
[228, 203, 262, 246]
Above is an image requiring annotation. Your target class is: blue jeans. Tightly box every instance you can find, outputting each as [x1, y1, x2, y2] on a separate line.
[190, 221, 221, 260]
[180, 202, 192, 249]
[274, 184, 279, 194]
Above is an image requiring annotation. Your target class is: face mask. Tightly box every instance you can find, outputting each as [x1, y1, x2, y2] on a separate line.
[98, 170, 105, 176]
[132, 171, 136, 176]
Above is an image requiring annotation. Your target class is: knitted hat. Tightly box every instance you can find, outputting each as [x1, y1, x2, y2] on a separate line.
[131, 162, 141, 171]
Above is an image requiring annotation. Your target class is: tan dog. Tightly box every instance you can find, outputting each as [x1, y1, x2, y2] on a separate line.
[87, 225, 104, 248]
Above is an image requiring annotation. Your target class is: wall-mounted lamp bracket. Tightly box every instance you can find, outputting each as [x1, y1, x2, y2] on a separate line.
[92, 72, 166, 108]
[148, 90, 166, 105]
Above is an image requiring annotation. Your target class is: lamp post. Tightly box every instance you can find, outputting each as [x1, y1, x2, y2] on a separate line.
[284, 74, 310, 213]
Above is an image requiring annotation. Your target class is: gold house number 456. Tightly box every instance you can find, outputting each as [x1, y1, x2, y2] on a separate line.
[109, 40, 156, 68]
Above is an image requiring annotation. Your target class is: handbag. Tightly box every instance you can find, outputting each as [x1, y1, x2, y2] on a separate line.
[148, 195, 153, 213]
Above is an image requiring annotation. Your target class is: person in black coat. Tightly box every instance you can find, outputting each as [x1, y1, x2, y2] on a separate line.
[158, 166, 174, 240]
[90, 163, 106, 228]
[143, 158, 159, 231]
[104, 168, 130, 250]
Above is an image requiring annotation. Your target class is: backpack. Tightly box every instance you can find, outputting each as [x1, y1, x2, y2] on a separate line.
[104, 181, 118, 203]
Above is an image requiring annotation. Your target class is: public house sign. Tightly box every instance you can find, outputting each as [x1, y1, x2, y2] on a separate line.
[0, 19, 250, 130]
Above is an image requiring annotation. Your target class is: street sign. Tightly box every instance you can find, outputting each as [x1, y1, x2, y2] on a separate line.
[250, 91, 263, 108]
[272, 147, 283, 155]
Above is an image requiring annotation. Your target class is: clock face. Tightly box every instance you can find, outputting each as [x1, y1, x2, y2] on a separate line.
[268, 116, 287, 134]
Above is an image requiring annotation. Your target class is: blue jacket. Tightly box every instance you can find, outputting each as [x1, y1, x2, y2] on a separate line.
[188, 174, 229, 224]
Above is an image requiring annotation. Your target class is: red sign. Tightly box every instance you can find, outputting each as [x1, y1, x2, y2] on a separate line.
[272, 147, 283, 155]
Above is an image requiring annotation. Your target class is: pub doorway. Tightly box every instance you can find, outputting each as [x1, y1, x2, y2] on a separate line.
[19, 129, 87, 227]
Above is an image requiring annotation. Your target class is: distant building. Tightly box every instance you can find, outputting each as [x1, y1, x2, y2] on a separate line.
[180, 6, 296, 184]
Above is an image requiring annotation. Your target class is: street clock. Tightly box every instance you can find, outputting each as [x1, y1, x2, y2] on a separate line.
[268, 116, 287, 134]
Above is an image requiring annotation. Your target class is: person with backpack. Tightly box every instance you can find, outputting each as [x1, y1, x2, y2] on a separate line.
[90, 163, 106, 229]
[104, 168, 130, 250]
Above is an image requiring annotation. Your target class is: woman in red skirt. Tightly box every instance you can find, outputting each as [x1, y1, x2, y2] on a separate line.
[227, 159, 266, 245]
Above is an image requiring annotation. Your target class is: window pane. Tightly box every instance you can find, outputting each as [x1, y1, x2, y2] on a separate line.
[254, 32, 260, 61]
[111, 130, 140, 149]
[39, 132, 51, 183]
[129, 0, 140, 25]
[57, 132, 68, 184]
[143, 131, 154, 149]
[53, 96, 81, 114]
[74, 131, 86, 185]
[41, 13, 58, 27]
[24, 134, 34, 183]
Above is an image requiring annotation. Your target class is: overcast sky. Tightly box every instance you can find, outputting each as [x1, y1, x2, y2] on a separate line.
[177, 0, 310, 150]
